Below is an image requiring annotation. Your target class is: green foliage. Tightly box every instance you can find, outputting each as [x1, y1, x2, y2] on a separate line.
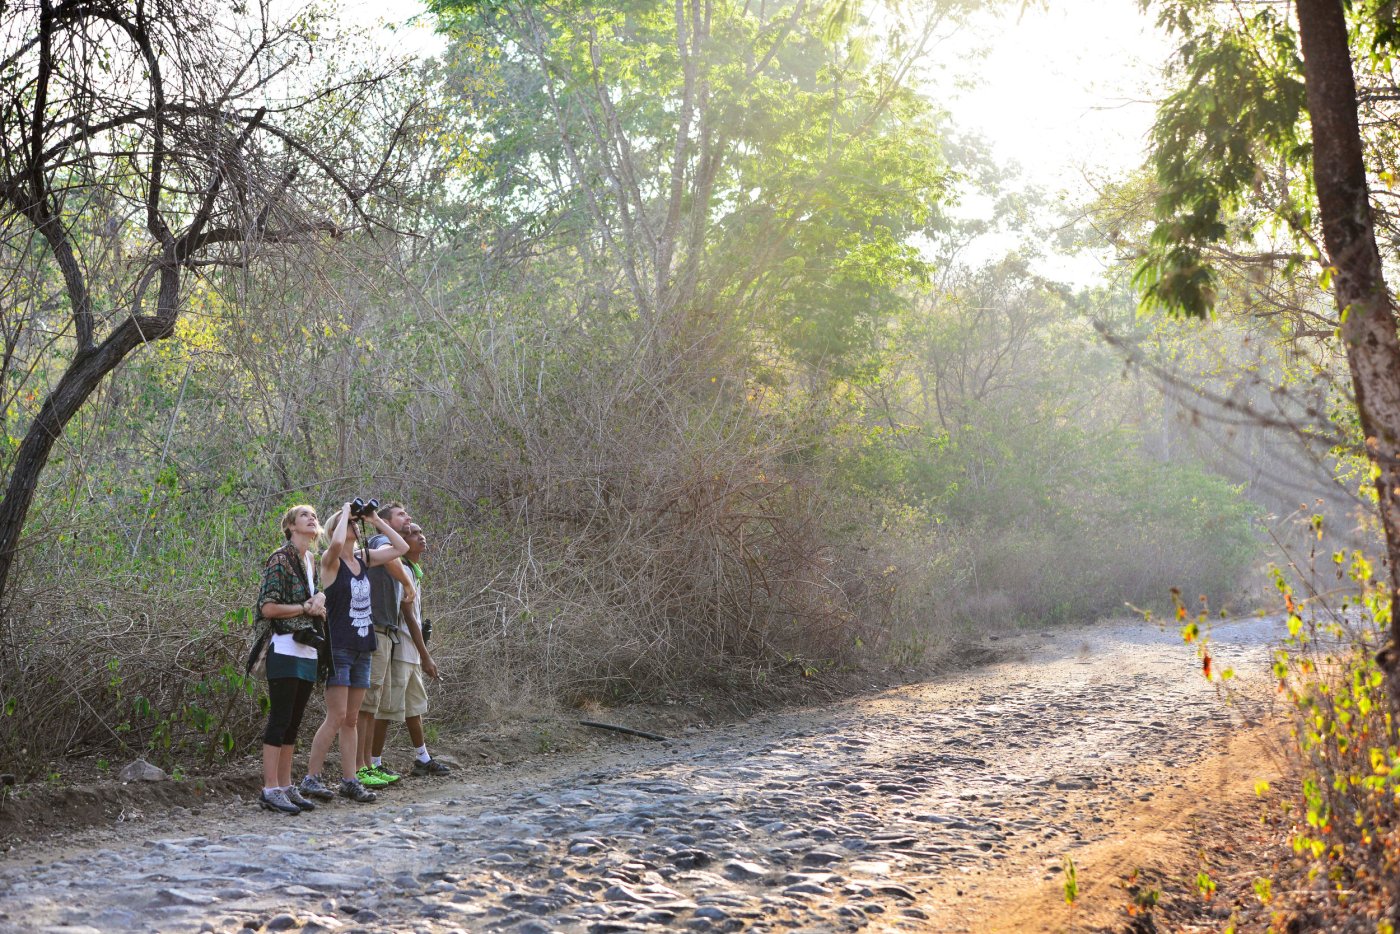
[429, 0, 952, 379]
[835, 261, 1262, 627]
[1261, 557, 1400, 921]
[0, 479, 296, 773]
[1137, 2, 1309, 318]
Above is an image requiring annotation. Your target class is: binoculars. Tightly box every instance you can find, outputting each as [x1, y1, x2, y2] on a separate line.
[349, 497, 379, 519]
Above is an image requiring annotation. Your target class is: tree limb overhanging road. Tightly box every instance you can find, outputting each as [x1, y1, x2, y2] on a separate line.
[0, 617, 1283, 933]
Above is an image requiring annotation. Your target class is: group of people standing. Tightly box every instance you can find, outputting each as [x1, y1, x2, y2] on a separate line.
[251, 499, 449, 815]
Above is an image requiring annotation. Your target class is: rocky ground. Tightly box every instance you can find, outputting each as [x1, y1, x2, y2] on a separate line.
[0, 616, 1285, 934]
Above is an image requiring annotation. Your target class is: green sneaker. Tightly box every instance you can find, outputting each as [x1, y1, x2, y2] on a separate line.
[368, 764, 401, 784]
[356, 766, 391, 788]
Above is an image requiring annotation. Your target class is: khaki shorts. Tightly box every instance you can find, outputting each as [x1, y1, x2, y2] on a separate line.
[359, 632, 400, 714]
[376, 660, 428, 723]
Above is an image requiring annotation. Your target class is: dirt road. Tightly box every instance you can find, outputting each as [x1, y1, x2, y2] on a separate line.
[0, 616, 1284, 933]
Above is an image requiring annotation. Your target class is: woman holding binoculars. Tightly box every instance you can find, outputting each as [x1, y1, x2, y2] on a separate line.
[300, 502, 409, 803]
[254, 504, 328, 815]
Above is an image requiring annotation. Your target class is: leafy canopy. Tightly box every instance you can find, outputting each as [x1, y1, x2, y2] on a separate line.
[1136, 2, 1309, 319]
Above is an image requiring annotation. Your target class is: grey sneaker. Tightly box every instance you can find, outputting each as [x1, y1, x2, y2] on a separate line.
[285, 786, 317, 811]
[411, 757, 450, 776]
[299, 773, 335, 801]
[259, 788, 301, 815]
[338, 778, 377, 803]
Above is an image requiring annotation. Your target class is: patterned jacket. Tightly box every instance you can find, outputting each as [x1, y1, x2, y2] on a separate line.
[255, 542, 319, 636]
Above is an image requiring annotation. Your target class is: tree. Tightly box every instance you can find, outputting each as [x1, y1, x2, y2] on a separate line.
[1138, 0, 1400, 689]
[0, 0, 417, 604]
[428, 0, 961, 382]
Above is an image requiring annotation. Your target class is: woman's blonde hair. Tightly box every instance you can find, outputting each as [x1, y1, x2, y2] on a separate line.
[280, 504, 317, 540]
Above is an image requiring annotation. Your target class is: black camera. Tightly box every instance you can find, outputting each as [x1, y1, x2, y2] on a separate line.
[349, 497, 379, 519]
[422, 618, 433, 644]
[292, 624, 327, 651]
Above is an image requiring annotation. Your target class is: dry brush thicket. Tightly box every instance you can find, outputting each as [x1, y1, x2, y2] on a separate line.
[0, 248, 923, 773]
[0, 244, 1271, 775]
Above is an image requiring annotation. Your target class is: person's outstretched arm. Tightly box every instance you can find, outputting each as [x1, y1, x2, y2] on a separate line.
[320, 504, 351, 588]
[364, 512, 409, 566]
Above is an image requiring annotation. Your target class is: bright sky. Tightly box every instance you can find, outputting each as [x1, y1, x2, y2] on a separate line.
[914, 0, 1173, 283]
[333, 0, 446, 58]
[942, 1, 1171, 197]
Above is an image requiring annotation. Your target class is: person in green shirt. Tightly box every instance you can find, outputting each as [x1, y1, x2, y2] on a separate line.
[379, 522, 449, 775]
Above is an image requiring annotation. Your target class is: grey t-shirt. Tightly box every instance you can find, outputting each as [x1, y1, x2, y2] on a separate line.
[366, 533, 400, 633]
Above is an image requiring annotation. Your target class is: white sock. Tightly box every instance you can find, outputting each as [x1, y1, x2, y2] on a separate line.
[371, 756, 382, 768]
[415, 745, 430, 763]
[263, 786, 279, 795]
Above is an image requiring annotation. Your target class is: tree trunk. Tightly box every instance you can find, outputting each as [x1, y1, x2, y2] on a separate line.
[1295, 0, 1400, 687]
[0, 268, 181, 606]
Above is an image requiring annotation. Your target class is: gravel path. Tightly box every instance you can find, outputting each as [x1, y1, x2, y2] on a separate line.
[0, 617, 1281, 934]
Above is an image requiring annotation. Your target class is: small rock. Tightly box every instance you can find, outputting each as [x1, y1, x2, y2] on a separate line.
[160, 888, 218, 906]
[603, 884, 651, 905]
[632, 909, 677, 923]
[265, 914, 299, 931]
[721, 860, 768, 882]
[669, 849, 712, 869]
[118, 759, 167, 782]
[847, 861, 890, 876]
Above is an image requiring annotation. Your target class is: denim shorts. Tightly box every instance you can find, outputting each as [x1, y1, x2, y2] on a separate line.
[328, 645, 372, 689]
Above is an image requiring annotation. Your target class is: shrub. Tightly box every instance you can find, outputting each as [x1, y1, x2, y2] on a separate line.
[1265, 556, 1400, 929]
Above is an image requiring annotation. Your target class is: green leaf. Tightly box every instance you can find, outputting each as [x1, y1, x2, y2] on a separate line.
[1063, 856, 1078, 905]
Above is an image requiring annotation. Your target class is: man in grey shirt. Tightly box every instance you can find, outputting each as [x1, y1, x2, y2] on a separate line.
[355, 500, 416, 786]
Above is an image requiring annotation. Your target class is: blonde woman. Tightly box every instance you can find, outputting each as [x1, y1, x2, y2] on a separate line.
[253, 505, 327, 815]
[300, 502, 408, 802]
